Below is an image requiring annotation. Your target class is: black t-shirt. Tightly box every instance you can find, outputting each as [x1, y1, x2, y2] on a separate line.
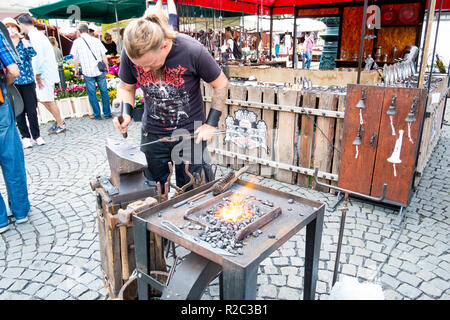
[102, 41, 117, 56]
[119, 33, 221, 134]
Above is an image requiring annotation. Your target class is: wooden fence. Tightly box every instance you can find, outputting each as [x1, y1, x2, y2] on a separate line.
[202, 75, 449, 192]
[202, 82, 345, 192]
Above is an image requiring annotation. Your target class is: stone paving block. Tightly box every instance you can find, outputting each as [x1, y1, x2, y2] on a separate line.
[429, 278, 449, 292]
[257, 284, 277, 299]
[263, 265, 279, 275]
[47, 289, 69, 300]
[35, 285, 55, 300]
[383, 289, 403, 300]
[280, 267, 298, 276]
[21, 282, 43, 296]
[2, 267, 25, 279]
[9, 280, 29, 292]
[397, 271, 422, 287]
[397, 283, 422, 300]
[270, 275, 287, 286]
[34, 271, 52, 283]
[419, 282, 444, 298]
[79, 290, 100, 300]
[0, 278, 14, 290]
[272, 257, 289, 266]
[341, 264, 357, 277]
[278, 287, 301, 300]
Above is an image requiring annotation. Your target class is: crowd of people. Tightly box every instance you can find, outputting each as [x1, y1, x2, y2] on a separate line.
[0, 0, 317, 234]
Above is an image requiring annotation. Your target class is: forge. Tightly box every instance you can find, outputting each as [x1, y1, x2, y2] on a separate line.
[133, 178, 325, 300]
[183, 190, 282, 253]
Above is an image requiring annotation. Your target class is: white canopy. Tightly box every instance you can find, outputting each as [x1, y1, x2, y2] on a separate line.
[241, 16, 327, 34]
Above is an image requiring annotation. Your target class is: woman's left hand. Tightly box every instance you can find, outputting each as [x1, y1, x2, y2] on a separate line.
[194, 124, 217, 144]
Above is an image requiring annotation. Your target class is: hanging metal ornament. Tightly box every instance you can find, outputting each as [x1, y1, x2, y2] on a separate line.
[405, 96, 418, 144]
[386, 94, 397, 135]
[352, 125, 363, 159]
[387, 129, 404, 177]
[356, 88, 366, 125]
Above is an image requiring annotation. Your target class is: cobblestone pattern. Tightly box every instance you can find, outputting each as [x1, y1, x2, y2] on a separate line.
[0, 107, 449, 300]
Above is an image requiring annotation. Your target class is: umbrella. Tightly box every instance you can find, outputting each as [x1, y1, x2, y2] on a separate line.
[29, 0, 146, 24]
[29, 0, 148, 51]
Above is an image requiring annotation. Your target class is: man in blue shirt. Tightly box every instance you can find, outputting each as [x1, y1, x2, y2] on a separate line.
[0, 26, 31, 233]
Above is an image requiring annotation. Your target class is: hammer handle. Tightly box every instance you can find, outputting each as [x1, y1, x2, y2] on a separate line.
[117, 115, 128, 138]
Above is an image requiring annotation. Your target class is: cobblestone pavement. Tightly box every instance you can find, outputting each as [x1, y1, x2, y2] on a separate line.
[0, 107, 449, 300]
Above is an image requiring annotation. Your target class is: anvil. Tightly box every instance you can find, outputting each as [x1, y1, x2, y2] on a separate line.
[99, 138, 157, 204]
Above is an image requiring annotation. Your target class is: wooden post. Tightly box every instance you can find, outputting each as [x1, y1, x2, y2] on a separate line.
[418, 0, 437, 88]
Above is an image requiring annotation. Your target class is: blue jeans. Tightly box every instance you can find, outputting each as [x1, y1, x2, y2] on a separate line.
[0, 87, 30, 228]
[303, 51, 312, 69]
[84, 73, 111, 119]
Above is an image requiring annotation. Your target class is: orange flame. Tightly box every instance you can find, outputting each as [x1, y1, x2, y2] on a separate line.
[215, 179, 258, 223]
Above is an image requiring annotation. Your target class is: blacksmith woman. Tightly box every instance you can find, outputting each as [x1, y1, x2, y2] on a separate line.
[113, 8, 229, 189]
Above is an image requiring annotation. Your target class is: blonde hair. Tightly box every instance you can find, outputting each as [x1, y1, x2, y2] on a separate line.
[124, 8, 177, 59]
[49, 36, 58, 47]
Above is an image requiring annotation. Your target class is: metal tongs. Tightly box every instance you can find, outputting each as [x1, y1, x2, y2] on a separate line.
[160, 220, 236, 257]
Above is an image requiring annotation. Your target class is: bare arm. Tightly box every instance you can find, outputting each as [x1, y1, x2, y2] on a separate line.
[6, 64, 20, 85]
[102, 54, 108, 69]
[194, 71, 229, 143]
[209, 71, 229, 114]
[73, 56, 80, 75]
[116, 80, 136, 106]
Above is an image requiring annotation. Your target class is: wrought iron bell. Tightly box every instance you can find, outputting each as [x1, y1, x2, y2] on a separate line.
[405, 111, 416, 123]
[405, 96, 419, 122]
[352, 135, 362, 146]
[387, 94, 397, 115]
[352, 125, 363, 146]
[356, 88, 366, 109]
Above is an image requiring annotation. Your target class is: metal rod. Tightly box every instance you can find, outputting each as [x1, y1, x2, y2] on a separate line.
[332, 192, 348, 286]
[313, 168, 387, 202]
[269, 7, 273, 61]
[357, 0, 369, 84]
[418, 0, 437, 88]
[293, 6, 298, 69]
[114, 1, 122, 52]
[427, 0, 444, 94]
[132, 130, 226, 149]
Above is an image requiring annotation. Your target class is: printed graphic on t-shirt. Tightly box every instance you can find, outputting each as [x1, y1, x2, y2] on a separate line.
[135, 65, 189, 129]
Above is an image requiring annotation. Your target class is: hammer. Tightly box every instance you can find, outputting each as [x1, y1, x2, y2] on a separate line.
[111, 99, 128, 139]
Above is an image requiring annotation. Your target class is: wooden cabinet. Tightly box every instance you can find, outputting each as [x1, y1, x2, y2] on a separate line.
[338, 84, 427, 206]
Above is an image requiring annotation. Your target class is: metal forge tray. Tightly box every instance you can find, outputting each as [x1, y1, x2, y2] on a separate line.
[133, 179, 325, 300]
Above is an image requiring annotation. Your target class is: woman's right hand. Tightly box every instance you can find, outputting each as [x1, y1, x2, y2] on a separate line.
[112, 114, 131, 134]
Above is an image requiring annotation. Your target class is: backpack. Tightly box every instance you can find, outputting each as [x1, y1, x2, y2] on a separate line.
[232, 39, 243, 60]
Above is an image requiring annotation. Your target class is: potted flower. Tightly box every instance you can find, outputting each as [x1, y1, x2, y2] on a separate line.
[133, 96, 145, 121]
[55, 87, 73, 119]
[70, 85, 90, 117]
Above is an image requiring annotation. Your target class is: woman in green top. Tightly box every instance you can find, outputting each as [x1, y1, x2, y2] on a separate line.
[49, 36, 63, 64]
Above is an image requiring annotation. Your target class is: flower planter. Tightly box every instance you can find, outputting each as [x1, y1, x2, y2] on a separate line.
[57, 98, 74, 119]
[37, 102, 55, 124]
[133, 108, 144, 122]
[71, 96, 91, 117]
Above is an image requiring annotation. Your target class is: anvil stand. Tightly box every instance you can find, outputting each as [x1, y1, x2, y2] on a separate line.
[313, 168, 388, 286]
[90, 140, 159, 298]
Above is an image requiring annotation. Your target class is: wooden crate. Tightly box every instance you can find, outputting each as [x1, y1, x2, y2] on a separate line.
[95, 188, 165, 299]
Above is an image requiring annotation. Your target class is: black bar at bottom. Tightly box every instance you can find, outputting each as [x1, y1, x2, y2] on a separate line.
[303, 205, 325, 300]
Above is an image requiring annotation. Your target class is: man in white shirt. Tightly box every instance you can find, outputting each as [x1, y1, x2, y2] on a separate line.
[70, 24, 111, 119]
[17, 14, 65, 134]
